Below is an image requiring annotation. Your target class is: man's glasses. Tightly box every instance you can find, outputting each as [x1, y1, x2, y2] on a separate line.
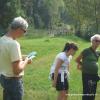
[21, 28, 26, 33]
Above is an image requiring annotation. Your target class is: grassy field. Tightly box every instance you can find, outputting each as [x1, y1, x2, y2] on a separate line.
[0, 35, 100, 100]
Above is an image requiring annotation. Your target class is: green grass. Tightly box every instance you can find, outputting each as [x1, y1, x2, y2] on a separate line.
[0, 35, 100, 100]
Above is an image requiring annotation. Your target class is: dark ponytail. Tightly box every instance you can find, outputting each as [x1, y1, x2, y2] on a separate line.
[62, 42, 78, 52]
[62, 42, 70, 52]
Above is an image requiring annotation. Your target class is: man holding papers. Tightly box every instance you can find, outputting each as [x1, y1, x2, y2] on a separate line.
[0, 16, 32, 100]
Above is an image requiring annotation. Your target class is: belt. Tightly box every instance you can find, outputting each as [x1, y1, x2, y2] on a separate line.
[1, 74, 22, 79]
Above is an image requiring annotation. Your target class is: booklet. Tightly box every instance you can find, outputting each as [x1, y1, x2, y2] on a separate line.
[27, 51, 37, 60]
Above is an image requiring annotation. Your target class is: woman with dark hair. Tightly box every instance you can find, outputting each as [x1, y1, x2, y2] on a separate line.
[50, 42, 78, 100]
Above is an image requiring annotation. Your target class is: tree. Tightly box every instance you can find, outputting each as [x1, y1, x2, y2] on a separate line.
[63, 0, 100, 39]
[32, 0, 65, 29]
[0, 0, 24, 33]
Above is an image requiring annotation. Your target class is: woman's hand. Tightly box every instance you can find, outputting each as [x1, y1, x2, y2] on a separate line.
[75, 53, 83, 71]
[77, 64, 82, 70]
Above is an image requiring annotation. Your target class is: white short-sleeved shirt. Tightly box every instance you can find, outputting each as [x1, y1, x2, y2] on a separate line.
[50, 52, 72, 74]
[0, 35, 23, 77]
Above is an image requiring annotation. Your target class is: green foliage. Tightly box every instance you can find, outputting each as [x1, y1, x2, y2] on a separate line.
[0, 0, 25, 33]
[32, 0, 65, 29]
[63, 0, 100, 38]
[0, 0, 100, 36]
[1, 36, 100, 100]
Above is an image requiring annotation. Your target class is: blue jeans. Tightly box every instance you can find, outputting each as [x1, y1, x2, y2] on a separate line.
[0, 75, 24, 100]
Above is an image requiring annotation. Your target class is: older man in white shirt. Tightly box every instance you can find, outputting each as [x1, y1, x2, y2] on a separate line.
[0, 16, 32, 100]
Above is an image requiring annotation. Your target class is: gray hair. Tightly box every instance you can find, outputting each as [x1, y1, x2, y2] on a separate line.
[90, 34, 100, 42]
[10, 16, 28, 31]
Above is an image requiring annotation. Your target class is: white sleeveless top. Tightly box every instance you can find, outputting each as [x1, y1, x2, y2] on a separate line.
[50, 52, 72, 74]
